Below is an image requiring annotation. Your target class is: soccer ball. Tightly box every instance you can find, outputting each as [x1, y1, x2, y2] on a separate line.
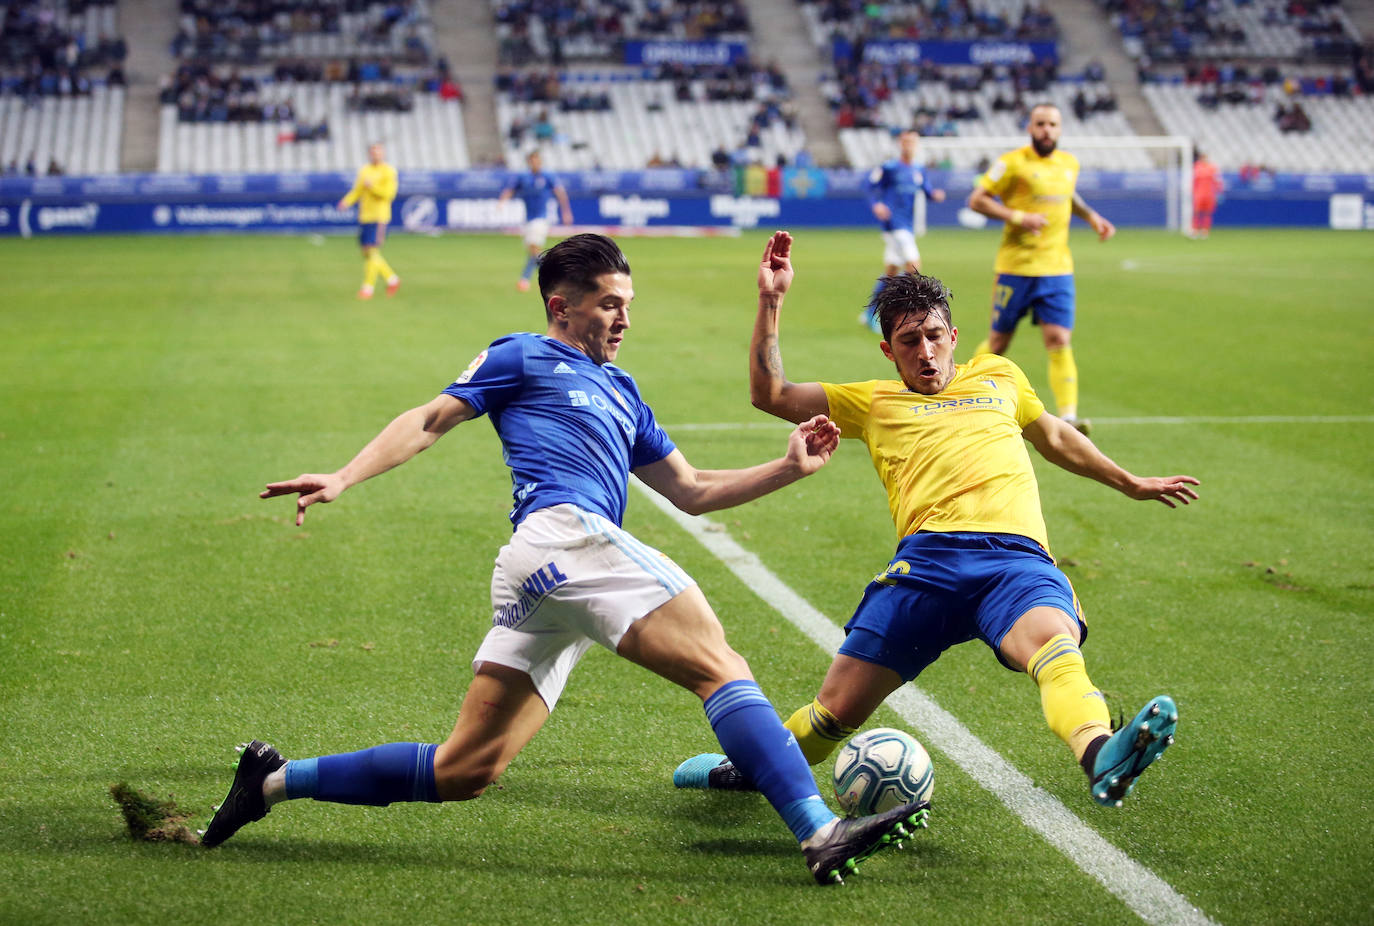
[833, 727, 934, 817]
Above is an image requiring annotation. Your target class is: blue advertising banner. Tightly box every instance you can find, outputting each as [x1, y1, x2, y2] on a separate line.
[849, 39, 1059, 66]
[1, 170, 1369, 236]
[622, 41, 749, 66]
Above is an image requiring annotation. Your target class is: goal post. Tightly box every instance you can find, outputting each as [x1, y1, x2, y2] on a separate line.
[909, 135, 1194, 235]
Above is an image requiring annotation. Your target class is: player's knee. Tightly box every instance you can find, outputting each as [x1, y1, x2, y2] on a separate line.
[432, 753, 503, 801]
[688, 645, 753, 698]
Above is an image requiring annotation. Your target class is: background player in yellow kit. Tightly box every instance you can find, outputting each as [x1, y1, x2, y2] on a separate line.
[337, 142, 400, 300]
[967, 103, 1115, 435]
[675, 231, 1198, 808]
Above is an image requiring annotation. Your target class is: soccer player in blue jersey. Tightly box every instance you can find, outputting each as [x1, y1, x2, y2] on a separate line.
[861, 129, 946, 333]
[676, 231, 1197, 809]
[499, 149, 573, 292]
[202, 233, 928, 884]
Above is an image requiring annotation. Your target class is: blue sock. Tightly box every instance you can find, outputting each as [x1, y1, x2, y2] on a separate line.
[284, 742, 441, 806]
[704, 680, 837, 842]
[521, 255, 538, 280]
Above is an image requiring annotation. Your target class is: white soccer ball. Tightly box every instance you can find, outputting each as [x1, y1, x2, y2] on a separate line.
[833, 727, 934, 817]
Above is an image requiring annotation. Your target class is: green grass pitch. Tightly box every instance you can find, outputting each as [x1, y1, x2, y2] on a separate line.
[1, 227, 1371, 925]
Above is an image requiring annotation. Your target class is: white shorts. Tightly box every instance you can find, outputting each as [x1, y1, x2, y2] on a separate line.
[881, 228, 920, 268]
[472, 504, 695, 710]
[522, 217, 551, 247]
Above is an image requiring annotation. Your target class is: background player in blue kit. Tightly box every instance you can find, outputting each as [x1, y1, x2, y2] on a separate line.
[202, 234, 929, 885]
[862, 129, 946, 333]
[499, 149, 574, 292]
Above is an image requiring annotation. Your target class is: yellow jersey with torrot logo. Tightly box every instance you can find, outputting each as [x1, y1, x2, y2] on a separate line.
[821, 354, 1051, 552]
[340, 161, 399, 224]
[977, 145, 1079, 276]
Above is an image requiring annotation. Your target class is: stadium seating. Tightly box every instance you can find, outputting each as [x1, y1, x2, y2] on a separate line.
[496, 68, 802, 170]
[1102, 0, 1372, 173]
[1143, 79, 1373, 172]
[490, 0, 752, 66]
[1099, 0, 1359, 63]
[157, 79, 469, 173]
[796, 0, 1057, 47]
[836, 75, 1148, 170]
[156, 0, 469, 172]
[0, 0, 127, 174]
[171, 0, 437, 66]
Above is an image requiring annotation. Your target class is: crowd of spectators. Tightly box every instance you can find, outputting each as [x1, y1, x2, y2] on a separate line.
[0, 0, 127, 100]
[805, 0, 1057, 44]
[827, 58, 1064, 132]
[498, 59, 788, 106]
[161, 55, 458, 128]
[493, 0, 751, 66]
[1101, 0, 1358, 67]
[1187, 58, 1363, 110]
[163, 0, 460, 132]
[170, 0, 433, 65]
[499, 59, 795, 157]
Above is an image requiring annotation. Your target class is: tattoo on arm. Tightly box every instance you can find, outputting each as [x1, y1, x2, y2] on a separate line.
[1071, 192, 1092, 218]
[765, 336, 783, 377]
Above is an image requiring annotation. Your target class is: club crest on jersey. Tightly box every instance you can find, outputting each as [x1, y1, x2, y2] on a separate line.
[455, 350, 488, 385]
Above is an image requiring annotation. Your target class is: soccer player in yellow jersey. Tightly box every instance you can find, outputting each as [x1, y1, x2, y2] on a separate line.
[337, 142, 400, 300]
[675, 231, 1199, 808]
[967, 103, 1115, 435]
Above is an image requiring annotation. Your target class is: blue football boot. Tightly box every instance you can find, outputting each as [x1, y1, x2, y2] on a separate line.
[1090, 695, 1178, 807]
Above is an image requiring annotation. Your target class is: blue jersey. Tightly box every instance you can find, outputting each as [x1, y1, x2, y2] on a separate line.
[443, 333, 676, 528]
[504, 169, 563, 222]
[866, 159, 937, 232]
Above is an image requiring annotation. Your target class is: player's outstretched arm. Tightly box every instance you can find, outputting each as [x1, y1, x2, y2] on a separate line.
[261, 394, 475, 525]
[751, 230, 830, 424]
[1022, 413, 1199, 508]
[633, 415, 840, 516]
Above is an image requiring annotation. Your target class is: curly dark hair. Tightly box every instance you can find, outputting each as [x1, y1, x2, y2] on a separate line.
[867, 272, 954, 340]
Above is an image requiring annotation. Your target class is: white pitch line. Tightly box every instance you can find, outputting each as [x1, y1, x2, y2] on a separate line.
[665, 415, 1374, 432]
[631, 479, 1217, 926]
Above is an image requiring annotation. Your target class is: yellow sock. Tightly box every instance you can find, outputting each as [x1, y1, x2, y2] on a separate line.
[973, 338, 994, 356]
[1047, 345, 1078, 418]
[363, 252, 380, 288]
[784, 699, 857, 766]
[372, 251, 396, 281]
[1027, 634, 1110, 762]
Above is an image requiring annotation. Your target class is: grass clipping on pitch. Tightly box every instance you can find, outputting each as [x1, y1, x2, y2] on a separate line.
[110, 783, 201, 845]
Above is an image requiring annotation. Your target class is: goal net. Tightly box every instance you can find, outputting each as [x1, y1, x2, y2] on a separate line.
[844, 131, 1194, 234]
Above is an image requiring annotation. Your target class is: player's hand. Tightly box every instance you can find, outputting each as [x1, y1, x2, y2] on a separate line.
[932, 189, 947, 203]
[1020, 212, 1048, 234]
[759, 230, 794, 297]
[1127, 475, 1200, 508]
[786, 414, 841, 475]
[261, 473, 347, 526]
[872, 203, 892, 222]
[1093, 213, 1116, 242]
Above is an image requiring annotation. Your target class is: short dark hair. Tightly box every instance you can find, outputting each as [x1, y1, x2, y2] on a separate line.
[868, 272, 954, 340]
[537, 233, 631, 316]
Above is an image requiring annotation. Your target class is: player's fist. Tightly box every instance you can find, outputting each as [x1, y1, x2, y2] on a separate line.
[759, 230, 794, 297]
